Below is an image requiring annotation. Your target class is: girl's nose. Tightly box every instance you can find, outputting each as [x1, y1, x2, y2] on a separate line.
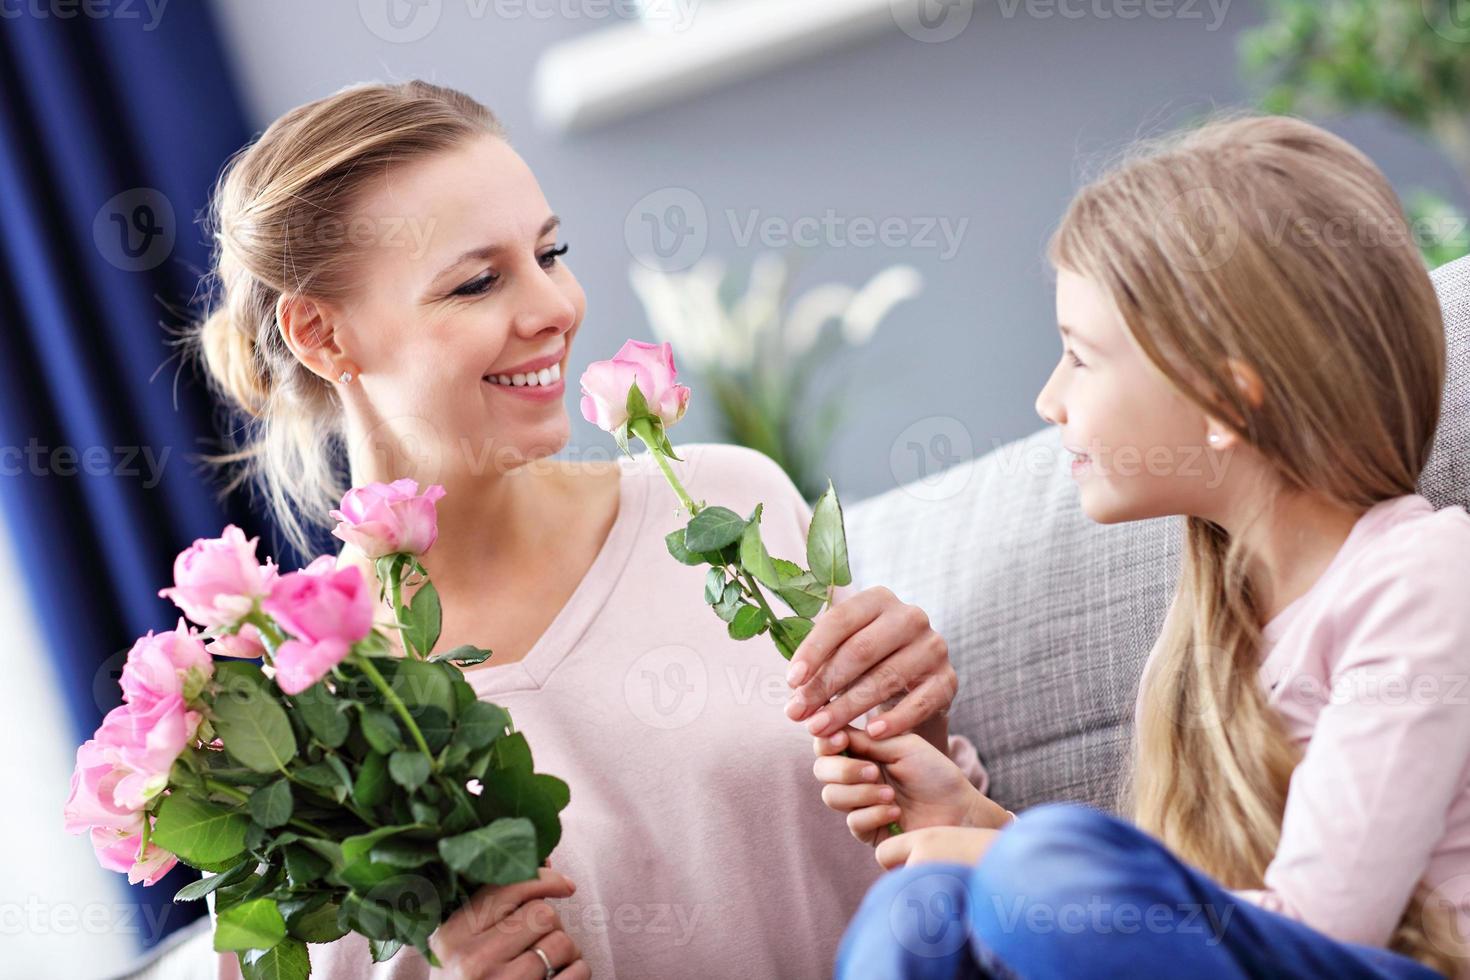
[1035, 366, 1067, 426]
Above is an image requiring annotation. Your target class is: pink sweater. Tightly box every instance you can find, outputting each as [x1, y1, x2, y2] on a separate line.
[217, 444, 985, 979]
[1147, 494, 1470, 951]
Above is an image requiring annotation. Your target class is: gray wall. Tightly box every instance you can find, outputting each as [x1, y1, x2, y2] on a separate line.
[210, 0, 1470, 503]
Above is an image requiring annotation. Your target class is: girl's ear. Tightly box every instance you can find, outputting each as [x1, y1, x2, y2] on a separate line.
[1204, 358, 1264, 451]
[277, 294, 351, 384]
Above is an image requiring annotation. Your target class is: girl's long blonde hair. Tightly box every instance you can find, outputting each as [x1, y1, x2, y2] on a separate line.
[1049, 112, 1461, 974]
[186, 80, 504, 558]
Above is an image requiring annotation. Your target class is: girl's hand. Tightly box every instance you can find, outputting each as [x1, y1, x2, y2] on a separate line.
[785, 587, 957, 743]
[875, 826, 1002, 871]
[428, 868, 589, 980]
[812, 725, 1014, 846]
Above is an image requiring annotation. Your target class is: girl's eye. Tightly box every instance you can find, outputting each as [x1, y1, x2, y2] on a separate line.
[1067, 349, 1086, 369]
[452, 273, 498, 297]
[540, 243, 570, 269]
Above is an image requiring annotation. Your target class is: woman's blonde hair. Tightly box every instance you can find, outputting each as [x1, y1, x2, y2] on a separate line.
[186, 80, 504, 558]
[1049, 112, 1460, 974]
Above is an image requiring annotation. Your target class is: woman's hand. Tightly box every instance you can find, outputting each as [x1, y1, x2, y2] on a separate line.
[813, 725, 1012, 847]
[875, 826, 1002, 871]
[785, 587, 957, 745]
[428, 868, 588, 979]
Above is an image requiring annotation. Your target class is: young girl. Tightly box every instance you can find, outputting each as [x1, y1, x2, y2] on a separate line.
[812, 113, 1470, 978]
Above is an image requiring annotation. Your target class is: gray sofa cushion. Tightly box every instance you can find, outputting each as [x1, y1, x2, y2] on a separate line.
[846, 254, 1470, 814]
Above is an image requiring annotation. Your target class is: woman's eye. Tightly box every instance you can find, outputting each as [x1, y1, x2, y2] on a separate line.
[1067, 349, 1086, 369]
[453, 273, 498, 297]
[540, 243, 570, 269]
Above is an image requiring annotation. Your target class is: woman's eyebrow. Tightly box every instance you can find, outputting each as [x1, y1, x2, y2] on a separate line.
[431, 215, 561, 284]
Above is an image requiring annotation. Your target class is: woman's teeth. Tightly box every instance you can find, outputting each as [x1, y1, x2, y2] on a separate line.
[486, 363, 561, 387]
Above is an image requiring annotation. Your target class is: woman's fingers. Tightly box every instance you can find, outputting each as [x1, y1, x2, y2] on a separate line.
[807, 637, 944, 738]
[507, 927, 580, 980]
[431, 869, 574, 956]
[787, 591, 919, 727]
[822, 781, 896, 811]
[785, 588, 890, 705]
[553, 960, 592, 980]
[857, 667, 958, 743]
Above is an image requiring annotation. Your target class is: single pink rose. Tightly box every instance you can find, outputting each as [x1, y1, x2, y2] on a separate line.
[260, 562, 372, 692]
[92, 697, 201, 810]
[63, 741, 140, 837]
[90, 823, 177, 885]
[272, 637, 352, 695]
[579, 339, 691, 434]
[158, 525, 278, 628]
[205, 622, 267, 659]
[330, 479, 447, 558]
[119, 620, 213, 712]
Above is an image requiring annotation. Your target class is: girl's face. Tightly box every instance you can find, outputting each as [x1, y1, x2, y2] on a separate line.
[1035, 268, 1232, 525]
[335, 135, 585, 480]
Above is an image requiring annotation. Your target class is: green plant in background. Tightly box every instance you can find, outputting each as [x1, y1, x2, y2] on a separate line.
[629, 253, 923, 500]
[1240, 0, 1470, 266]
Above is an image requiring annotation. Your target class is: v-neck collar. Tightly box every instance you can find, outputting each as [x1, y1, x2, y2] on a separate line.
[465, 456, 649, 696]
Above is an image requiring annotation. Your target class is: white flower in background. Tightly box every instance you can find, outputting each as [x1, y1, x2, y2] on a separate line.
[842, 265, 924, 347]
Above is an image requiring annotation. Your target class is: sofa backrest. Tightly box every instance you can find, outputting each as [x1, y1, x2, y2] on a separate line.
[846, 254, 1470, 813]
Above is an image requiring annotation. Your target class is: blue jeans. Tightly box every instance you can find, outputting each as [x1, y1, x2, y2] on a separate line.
[835, 803, 1443, 980]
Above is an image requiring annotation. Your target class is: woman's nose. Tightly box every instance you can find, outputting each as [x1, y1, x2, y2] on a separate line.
[511, 268, 577, 338]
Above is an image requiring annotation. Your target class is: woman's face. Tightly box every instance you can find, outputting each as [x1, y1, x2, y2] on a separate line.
[336, 134, 585, 481]
[1035, 268, 1232, 525]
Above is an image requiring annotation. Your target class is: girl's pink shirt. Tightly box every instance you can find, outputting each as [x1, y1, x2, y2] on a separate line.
[1145, 494, 1470, 952]
[217, 443, 986, 979]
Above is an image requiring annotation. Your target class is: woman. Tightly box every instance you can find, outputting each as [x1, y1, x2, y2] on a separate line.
[193, 79, 983, 978]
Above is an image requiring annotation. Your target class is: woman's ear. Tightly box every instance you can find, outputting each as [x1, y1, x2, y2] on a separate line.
[277, 294, 352, 384]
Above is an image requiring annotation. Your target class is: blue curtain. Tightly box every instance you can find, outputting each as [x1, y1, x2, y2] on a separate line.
[0, 2, 269, 952]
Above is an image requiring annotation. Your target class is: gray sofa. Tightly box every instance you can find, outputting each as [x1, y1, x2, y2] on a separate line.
[846, 253, 1470, 814]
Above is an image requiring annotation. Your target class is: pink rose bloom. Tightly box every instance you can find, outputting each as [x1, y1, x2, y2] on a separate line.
[330, 479, 447, 559]
[120, 620, 213, 711]
[92, 697, 202, 810]
[261, 560, 373, 694]
[91, 823, 177, 885]
[63, 738, 178, 885]
[158, 525, 278, 628]
[205, 622, 267, 659]
[579, 339, 691, 433]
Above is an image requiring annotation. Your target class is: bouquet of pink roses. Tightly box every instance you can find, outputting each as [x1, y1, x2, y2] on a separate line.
[62, 481, 568, 979]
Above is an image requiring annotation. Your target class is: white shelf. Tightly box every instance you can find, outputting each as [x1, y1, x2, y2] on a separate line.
[532, 0, 941, 132]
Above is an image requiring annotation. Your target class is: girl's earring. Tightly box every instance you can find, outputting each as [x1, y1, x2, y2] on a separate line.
[337, 369, 354, 384]
[1207, 432, 1222, 446]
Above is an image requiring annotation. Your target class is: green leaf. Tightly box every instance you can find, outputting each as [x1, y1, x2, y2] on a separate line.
[353, 751, 392, 808]
[713, 583, 744, 623]
[239, 936, 309, 980]
[386, 659, 458, 721]
[772, 617, 816, 660]
[282, 844, 331, 888]
[282, 898, 347, 944]
[248, 779, 293, 829]
[728, 604, 769, 640]
[428, 643, 493, 666]
[359, 707, 402, 754]
[703, 567, 726, 604]
[368, 937, 405, 964]
[455, 700, 511, 751]
[370, 837, 439, 868]
[291, 680, 348, 748]
[665, 528, 707, 566]
[438, 817, 539, 885]
[210, 678, 297, 774]
[807, 480, 852, 588]
[173, 857, 255, 902]
[684, 506, 747, 552]
[294, 758, 351, 805]
[388, 751, 431, 792]
[152, 795, 249, 867]
[214, 898, 287, 953]
[402, 579, 442, 659]
[775, 569, 826, 619]
[739, 505, 782, 590]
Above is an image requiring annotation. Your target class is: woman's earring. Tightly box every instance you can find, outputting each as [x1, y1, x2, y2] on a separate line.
[338, 369, 354, 384]
[1207, 432, 1222, 446]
